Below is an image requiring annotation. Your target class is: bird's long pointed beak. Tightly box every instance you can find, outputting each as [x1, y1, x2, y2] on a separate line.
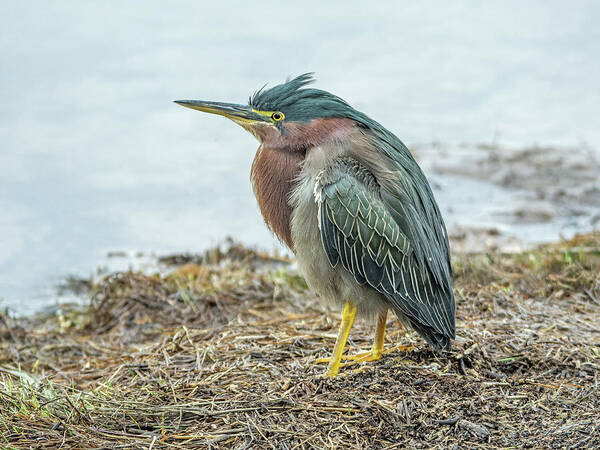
[174, 100, 271, 125]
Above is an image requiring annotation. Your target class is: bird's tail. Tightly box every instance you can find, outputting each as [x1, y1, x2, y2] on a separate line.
[408, 319, 452, 352]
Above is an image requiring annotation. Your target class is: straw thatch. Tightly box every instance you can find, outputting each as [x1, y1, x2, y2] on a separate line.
[1, 234, 599, 448]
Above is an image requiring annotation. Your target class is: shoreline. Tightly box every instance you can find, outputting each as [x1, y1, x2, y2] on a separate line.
[3, 141, 599, 315]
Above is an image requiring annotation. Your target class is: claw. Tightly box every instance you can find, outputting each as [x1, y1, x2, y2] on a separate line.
[315, 351, 372, 364]
[315, 343, 415, 367]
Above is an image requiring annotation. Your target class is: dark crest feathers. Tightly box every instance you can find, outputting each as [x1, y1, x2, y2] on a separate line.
[248, 73, 354, 122]
[249, 73, 316, 109]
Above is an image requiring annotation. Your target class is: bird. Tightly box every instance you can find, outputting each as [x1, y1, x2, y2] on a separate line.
[175, 73, 455, 377]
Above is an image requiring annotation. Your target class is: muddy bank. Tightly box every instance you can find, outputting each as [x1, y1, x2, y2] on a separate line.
[414, 143, 600, 253]
[1, 234, 599, 448]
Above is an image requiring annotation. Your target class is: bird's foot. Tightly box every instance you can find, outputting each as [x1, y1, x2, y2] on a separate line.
[315, 349, 381, 364]
[315, 344, 415, 366]
[322, 368, 343, 379]
[317, 353, 376, 378]
[341, 350, 382, 363]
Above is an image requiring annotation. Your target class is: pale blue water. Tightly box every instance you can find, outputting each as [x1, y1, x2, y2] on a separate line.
[1, 1, 599, 314]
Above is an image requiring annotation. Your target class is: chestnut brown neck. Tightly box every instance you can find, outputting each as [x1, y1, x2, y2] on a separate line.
[250, 145, 303, 249]
[249, 117, 358, 249]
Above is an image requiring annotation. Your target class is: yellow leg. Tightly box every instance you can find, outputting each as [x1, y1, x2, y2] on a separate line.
[324, 301, 357, 378]
[372, 311, 387, 359]
[317, 310, 416, 368]
[337, 310, 387, 362]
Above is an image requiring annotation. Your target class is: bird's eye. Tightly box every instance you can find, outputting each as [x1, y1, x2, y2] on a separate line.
[271, 112, 284, 121]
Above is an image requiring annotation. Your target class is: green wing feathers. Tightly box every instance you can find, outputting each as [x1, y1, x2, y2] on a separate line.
[316, 157, 455, 350]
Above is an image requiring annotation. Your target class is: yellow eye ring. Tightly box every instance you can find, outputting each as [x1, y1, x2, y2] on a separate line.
[271, 111, 284, 121]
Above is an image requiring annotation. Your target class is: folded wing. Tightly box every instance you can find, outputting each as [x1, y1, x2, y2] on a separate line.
[315, 157, 455, 350]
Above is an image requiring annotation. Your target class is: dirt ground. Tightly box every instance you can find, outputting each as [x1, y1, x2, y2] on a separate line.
[1, 234, 599, 448]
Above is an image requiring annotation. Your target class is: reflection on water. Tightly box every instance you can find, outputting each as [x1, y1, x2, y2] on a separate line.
[1, 2, 599, 314]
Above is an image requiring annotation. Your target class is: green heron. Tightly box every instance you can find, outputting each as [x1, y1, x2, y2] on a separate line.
[175, 74, 455, 377]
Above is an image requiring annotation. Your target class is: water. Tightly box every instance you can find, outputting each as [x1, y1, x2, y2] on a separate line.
[1, 1, 599, 314]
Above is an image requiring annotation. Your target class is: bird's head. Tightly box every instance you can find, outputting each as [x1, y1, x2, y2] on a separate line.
[175, 73, 364, 151]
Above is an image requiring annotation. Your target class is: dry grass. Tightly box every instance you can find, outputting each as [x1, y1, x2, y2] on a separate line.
[1, 234, 599, 448]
